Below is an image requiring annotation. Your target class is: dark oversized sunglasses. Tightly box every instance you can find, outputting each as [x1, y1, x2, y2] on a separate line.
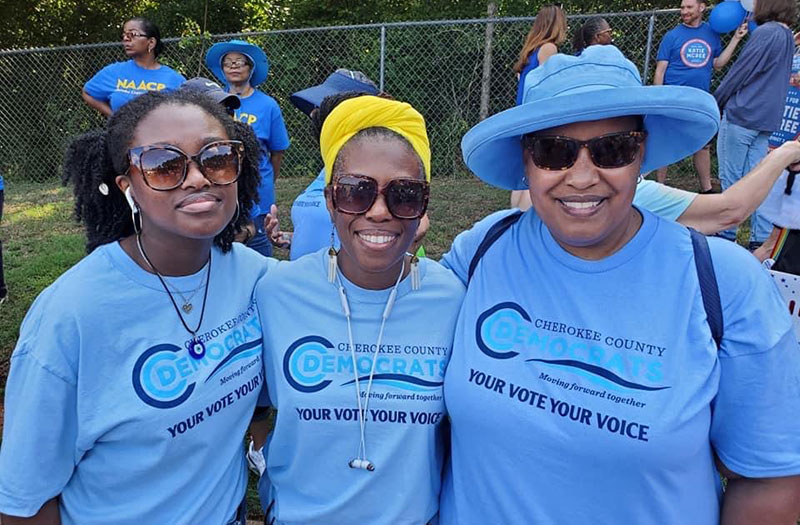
[127, 140, 244, 191]
[331, 174, 430, 219]
[523, 131, 647, 170]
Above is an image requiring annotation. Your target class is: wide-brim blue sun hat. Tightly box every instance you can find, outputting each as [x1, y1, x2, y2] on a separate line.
[289, 69, 379, 116]
[462, 45, 720, 190]
[205, 40, 270, 88]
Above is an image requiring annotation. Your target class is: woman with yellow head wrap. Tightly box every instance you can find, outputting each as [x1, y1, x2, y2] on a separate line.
[253, 91, 465, 523]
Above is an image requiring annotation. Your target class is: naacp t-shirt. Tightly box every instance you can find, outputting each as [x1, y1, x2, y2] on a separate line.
[0, 242, 273, 523]
[439, 208, 800, 524]
[83, 60, 185, 113]
[657, 23, 721, 91]
[234, 91, 290, 217]
[256, 251, 464, 524]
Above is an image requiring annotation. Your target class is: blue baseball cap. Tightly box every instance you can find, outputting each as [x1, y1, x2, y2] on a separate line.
[205, 40, 269, 88]
[289, 69, 379, 116]
[461, 45, 720, 190]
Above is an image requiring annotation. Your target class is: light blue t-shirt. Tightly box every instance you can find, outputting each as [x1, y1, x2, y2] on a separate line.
[633, 178, 696, 221]
[439, 208, 800, 524]
[657, 23, 721, 91]
[289, 170, 340, 260]
[0, 242, 274, 524]
[83, 60, 185, 113]
[234, 90, 290, 217]
[255, 251, 464, 524]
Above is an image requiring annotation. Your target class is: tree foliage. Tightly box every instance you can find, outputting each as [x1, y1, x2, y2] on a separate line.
[1, 0, 682, 49]
[0, 0, 281, 49]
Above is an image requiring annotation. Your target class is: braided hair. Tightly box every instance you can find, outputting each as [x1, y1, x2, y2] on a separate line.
[62, 89, 261, 253]
[573, 17, 610, 54]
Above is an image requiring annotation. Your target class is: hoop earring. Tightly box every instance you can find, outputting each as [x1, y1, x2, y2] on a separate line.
[327, 226, 337, 283]
[231, 201, 240, 225]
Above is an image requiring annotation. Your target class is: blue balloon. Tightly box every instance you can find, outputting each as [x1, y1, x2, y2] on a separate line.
[709, 1, 747, 33]
[748, 19, 759, 33]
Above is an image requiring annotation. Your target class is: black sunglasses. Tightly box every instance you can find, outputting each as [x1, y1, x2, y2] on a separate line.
[331, 174, 430, 219]
[523, 131, 647, 170]
[127, 140, 244, 191]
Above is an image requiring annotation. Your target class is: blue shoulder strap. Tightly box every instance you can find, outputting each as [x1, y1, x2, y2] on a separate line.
[467, 211, 523, 284]
[467, 215, 723, 350]
[689, 228, 723, 350]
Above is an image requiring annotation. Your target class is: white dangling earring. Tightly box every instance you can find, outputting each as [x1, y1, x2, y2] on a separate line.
[637, 173, 644, 184]
[327, 227, 337, 283]
[407, 252, 421, 291]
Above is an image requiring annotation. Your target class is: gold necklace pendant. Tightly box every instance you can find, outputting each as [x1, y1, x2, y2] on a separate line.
[182, 303, 193, 314]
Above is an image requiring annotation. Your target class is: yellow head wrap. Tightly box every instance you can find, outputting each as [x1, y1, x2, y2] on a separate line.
[320, 95, 431, 184]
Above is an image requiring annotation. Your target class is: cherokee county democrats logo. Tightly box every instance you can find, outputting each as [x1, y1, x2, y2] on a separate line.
[680, 39, 712, 67]
[476, 302, 669, 392]
[132, 338, 261, 409]
[284, 335, 444, 393]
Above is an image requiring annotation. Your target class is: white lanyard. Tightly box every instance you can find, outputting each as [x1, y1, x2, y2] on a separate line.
[336, 260, 405, 472]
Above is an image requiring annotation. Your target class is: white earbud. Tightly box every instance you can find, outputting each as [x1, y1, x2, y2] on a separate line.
[124, 187, 137, 211]
[349, 458, 375, 471]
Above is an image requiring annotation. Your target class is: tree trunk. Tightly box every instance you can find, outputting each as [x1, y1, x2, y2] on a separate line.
[479, 1, 497, 121]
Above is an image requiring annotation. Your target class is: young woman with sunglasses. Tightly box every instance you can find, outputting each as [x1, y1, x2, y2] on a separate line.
[82, 18, 185, 117]
[439, 46, 800, 523]
[254, 92, 464, 523]
[0, 90, 269, 525]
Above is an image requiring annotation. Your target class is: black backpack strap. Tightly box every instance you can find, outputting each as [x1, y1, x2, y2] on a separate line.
[689, 228, 723, 350]
[467, 211, 524, 284]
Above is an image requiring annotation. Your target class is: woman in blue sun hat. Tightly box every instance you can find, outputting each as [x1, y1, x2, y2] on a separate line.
[438, 45, 800, 524]
[206, 40, 290, 257]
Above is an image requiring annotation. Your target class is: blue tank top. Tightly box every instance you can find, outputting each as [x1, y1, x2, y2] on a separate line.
[516, 49, 540, 105]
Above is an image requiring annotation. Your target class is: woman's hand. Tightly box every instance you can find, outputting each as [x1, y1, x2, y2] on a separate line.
[733, 23, 748, 41]
[785, 139, 800, 172]
[265, 204, 292, 249]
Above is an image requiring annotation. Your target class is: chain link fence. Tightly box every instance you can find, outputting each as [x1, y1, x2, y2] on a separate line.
[0, 9, 738, 185]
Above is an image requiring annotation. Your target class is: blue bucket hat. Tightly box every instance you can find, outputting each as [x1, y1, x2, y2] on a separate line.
[462, 46, 720, 190]
[289, 69, 379, 116]
[205, 40, 270, 88]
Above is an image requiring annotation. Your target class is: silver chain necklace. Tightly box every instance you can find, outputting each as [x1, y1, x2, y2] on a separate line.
[136, 237, 208, 313]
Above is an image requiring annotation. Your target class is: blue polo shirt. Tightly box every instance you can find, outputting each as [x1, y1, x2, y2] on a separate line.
[657, 23, 721, 91]
[234, 91, 290, 217]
